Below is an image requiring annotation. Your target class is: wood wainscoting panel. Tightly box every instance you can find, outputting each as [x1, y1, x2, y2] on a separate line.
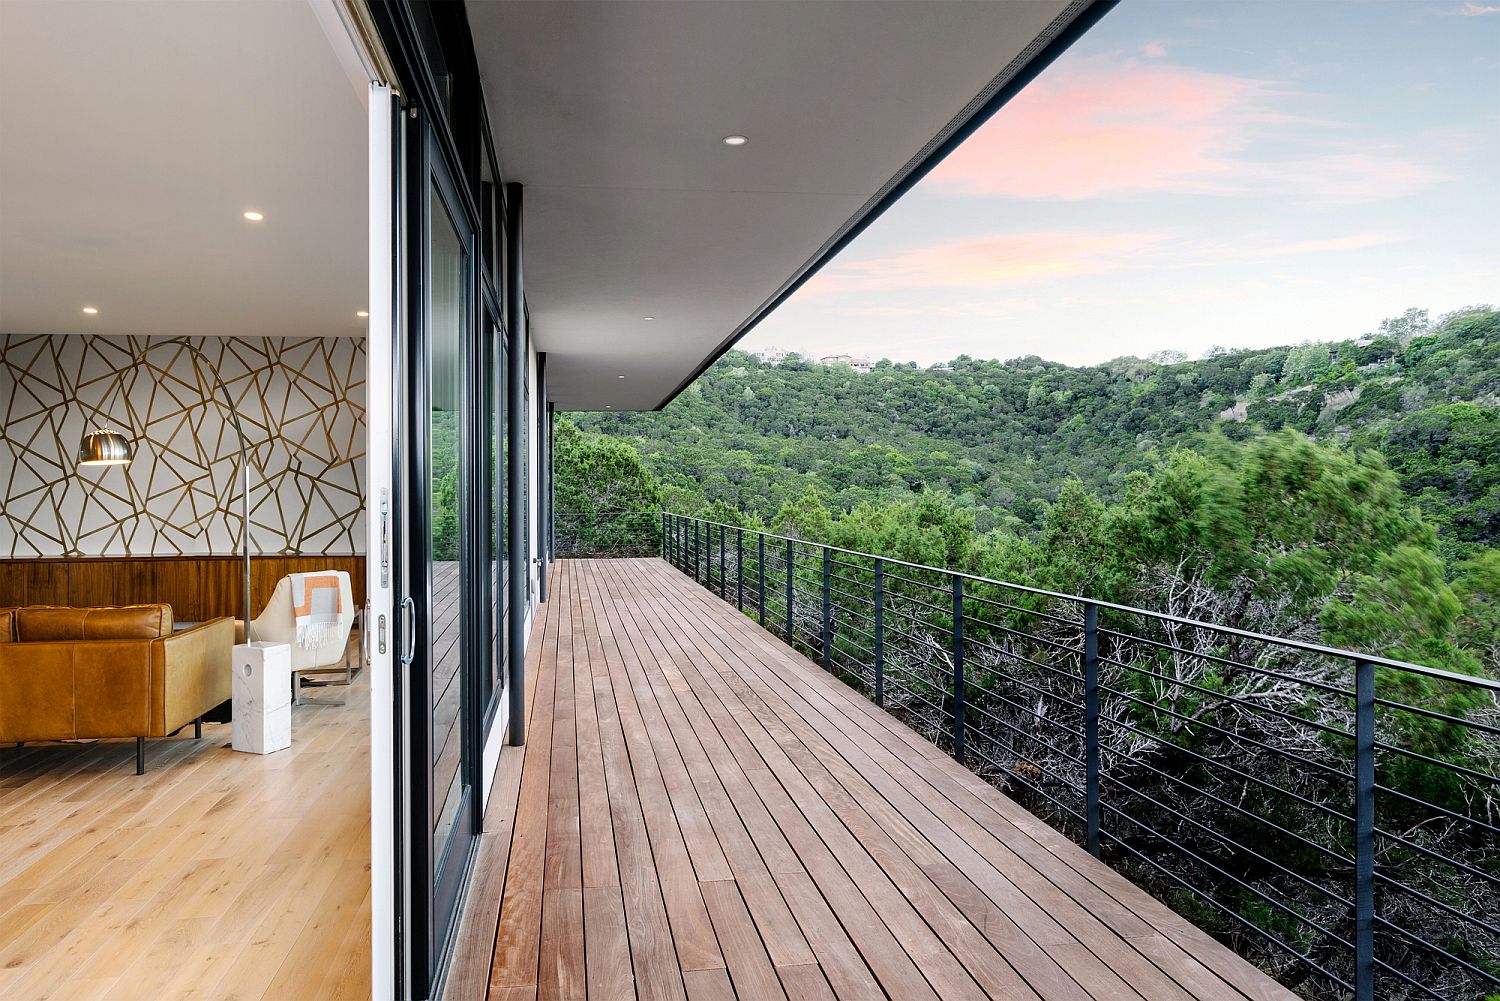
[0, 555, 366, 622]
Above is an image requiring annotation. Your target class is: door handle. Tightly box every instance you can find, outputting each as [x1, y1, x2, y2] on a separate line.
[361, 601, 373, 665]
[399, 596, 416, 665]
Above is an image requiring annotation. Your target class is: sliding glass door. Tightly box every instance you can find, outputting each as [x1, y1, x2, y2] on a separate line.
[426, 164, 471, 922]
[373, 5, 519, 997]
[398, 114, 479, 997]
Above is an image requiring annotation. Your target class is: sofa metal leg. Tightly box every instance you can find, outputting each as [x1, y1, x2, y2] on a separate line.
[194, 716, 202, 739]
[136, 737, 145, 775]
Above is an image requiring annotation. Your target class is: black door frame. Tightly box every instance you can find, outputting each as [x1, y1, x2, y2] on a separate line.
[370, 2, 531, 995]
[400, 106, 482, 1000]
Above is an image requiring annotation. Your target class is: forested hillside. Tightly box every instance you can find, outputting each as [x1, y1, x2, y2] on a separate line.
[575, 306, 1499, 556]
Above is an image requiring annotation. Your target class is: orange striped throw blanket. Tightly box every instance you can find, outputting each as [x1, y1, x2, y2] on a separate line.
[289, 572, 342, 648]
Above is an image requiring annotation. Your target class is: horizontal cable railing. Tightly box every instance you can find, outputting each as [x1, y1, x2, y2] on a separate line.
[659, 512, 1500, 1001]
[554, 510, 661, 558]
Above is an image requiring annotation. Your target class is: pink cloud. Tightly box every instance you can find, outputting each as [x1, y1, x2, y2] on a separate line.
[929, 60, 1268, 199]
[927, 57, 1446, 203]
[1141, 41, 1169, 59]
[804, 231, 1166, 295]
[1455, 3, 1499, 14]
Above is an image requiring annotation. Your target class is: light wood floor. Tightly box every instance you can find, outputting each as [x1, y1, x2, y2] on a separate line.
[477, 558, 1298, 1001]
[0, 639, 370, 1001]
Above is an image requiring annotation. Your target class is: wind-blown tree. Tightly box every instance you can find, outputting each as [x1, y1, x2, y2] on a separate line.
[554, 416, 661, 512]
[552, 417, 662, 555]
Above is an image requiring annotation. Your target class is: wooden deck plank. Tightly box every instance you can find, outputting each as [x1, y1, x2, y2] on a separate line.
[587, 561, 815, 972]
[481, 559, 1300, 1001]
[596, 564, 947, 1001]
[639, 567, 1153, 1000]
[586, 562, 733, 886]
[450, 567, 557, 1001]
[614, 563, 997, 1001]
[698, 880, 787, 1001]
[640, 557, 1288, 1001]
[489, 571, 563, 992]
[576, 562, 725, 978]
[572, 563, 692, 1001]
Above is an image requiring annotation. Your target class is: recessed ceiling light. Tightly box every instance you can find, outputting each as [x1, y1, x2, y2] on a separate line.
[81, 306, 99, 315]
[605, 404, 613, 409]
[242, 210, 264, 222]
[617, 374, 625, 379]
[723, 135, 748, 146]
[642, 316, 655, 321]
[356, 310, 369, 318]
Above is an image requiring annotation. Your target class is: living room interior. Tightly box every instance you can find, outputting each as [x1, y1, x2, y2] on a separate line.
[0, 2, 376, 997]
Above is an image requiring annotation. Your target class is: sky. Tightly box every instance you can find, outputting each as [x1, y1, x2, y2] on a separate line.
[741, 0, 1500, 368]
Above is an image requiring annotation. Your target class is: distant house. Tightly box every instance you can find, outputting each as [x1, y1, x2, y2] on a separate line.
[754, 346, 792, 364]
[819, 353, 874, 373]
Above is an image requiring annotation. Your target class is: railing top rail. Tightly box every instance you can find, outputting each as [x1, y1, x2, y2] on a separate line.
[664, 512, 1498, 690]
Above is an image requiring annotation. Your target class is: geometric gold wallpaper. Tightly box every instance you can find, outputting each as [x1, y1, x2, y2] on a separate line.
[0, 334, 365, 558]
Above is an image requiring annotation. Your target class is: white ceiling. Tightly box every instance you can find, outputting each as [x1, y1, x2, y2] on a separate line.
[0, 1, 367, 342]
[468, 0, 1082, 410]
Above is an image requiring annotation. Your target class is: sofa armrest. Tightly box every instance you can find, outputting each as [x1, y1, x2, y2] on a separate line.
[150, 617, 234, 735]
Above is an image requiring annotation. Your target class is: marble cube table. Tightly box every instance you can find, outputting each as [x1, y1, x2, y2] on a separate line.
[232, 641, 292, 754]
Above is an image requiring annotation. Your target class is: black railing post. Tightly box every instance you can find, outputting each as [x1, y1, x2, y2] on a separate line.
[660, 512, 667, 560]
[695, 520, 702, 583]
[874, 558, 884, 708]
[785, 538, 794, 644]
[821, 548, 833, 670]
[951, 575, 965, 766]
[757, 533, 766, 625]
[719, 524, 727, 598]
[1084, 601, 1100, 858]
[736, 529, 744, 610]
[1355, 659, 1376, 1001]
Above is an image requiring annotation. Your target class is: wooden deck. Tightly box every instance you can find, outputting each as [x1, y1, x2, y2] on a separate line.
[474, 558, 1296, 1001]
[0, 635, 370, 1001]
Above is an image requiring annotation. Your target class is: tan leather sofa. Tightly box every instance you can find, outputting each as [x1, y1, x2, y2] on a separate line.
[0, 604, 233, 774]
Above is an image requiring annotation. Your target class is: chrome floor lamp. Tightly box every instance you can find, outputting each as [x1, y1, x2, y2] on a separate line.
[76, 337, 253, 629]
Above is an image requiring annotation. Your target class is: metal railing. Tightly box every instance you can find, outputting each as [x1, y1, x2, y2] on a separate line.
[554, 510, 661, 558]
[661, 512, 1500, 1001]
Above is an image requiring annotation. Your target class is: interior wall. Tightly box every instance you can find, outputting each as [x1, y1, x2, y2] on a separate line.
[0, 333, 366, 558]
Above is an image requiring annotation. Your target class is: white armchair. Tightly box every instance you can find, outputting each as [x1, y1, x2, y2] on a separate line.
[243, 571, 357, 705]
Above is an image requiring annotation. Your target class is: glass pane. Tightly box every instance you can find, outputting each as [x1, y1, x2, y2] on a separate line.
[428, 182, 465, 851]
[500, 332, 509, 694]
[491, 316, 506, 699]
